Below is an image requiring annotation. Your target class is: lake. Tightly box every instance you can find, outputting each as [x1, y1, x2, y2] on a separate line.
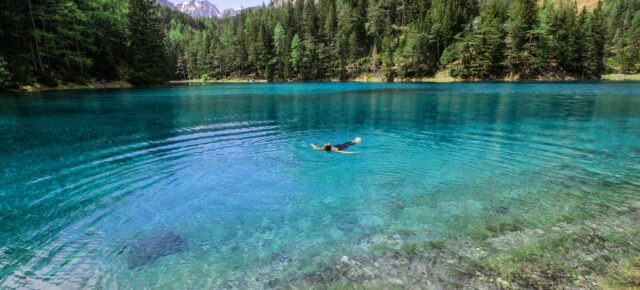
[1, 82, 640, 288]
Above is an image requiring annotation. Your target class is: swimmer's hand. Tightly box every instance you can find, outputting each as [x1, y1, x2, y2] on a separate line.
[311, 143, 323, 150]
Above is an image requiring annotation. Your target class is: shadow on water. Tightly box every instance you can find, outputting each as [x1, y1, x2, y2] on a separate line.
[327, 88, 447, 95]
[125, 232, 188, 270]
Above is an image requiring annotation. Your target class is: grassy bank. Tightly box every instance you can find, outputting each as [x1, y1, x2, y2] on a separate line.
[601, 73, 640, 81]
[170, 79, 268, 84]
[6, 73, 640, 94]
[9, 80, 132, 93]
[351, 70, 461, 83]
[173, 70, 640, 84]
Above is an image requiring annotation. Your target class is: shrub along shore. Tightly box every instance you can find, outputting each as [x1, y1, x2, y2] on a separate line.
[8, 72, 640, 93]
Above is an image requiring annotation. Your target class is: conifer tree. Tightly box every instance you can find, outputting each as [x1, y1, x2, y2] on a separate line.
[583, 1, 606, 78]
[505, 0, 546, 79]
[290, 34, 303, 79]
[0, 56, 12, 88]
[2, 0, 639, 88]
[450, 0, 508, 79]
[127, 0, 169, 85]
[273, 22, 286, 79]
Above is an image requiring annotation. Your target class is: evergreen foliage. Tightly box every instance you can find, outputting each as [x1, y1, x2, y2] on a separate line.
[127, 0, 169, 85]
[0, 57, 11, 88]
[0, 0, 638, 89]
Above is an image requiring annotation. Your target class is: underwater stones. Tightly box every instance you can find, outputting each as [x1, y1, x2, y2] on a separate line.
[485, 221, 523, 235]
[126, 232, 188, 269]
[490, 206, 510, 214]
[302, 255, 377, 285]
[509, 264, 579, 289]
[631, 272, 640, 287]
[495, 277, 510, 288]
[331, 212, 361, 231]
[334, 256, 376, 282]
[270, 253, 289, 265]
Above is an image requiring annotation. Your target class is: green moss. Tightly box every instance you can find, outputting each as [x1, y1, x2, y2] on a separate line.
[394, 229, 414, 237]
[470, 228, 640, 288]
[421, 241, 447, 250]
[468, 217, 528, 240]
[390, 240, 449, 258]
[486, 221, 524, 235]
[315, 280, 406, 290]
[311, 182, 640, 289]
[599, 257, 640, 288]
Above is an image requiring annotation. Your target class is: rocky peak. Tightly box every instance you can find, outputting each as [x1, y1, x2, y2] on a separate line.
[155, 0, 177, 10]
[222, 8, 240, 17]
[178, 0, 221, 18]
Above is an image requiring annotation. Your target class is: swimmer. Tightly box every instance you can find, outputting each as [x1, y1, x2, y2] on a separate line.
[311, 137, 361, 154]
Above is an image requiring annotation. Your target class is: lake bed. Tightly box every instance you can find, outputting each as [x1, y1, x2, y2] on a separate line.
[1, 82, 639, 288]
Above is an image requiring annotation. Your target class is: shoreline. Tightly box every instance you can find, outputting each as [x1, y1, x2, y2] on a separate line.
[3, 73, 639, 94]
[172, 72, 640, 85]
[7, 80, 133, 93]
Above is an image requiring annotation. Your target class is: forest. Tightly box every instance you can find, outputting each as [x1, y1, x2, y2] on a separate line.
[0, 0, 639, 89]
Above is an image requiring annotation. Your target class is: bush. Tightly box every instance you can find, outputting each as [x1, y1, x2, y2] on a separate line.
[127, 69, 167, 86]
[0, 57, 12, 89]
[36, 72, 58, 87]
[201, 74, 211, 82]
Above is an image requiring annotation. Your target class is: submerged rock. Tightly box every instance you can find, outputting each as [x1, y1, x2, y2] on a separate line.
[126, 232, 188, 269]
[483, 205, 510, 214]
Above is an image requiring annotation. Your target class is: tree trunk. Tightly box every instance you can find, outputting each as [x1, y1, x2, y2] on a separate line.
[27, 0, 44, 73]
[29, 42, 38, 71]
[436, 37, 440, 62]
[75, 36, 84, 74]
[371, 36, 377, 71]
[40, 18, 50, 66]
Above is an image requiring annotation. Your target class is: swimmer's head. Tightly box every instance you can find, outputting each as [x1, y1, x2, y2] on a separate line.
[323, 143, 332, 151]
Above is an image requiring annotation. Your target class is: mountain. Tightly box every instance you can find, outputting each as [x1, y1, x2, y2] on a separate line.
[156, 0, 222, 18]
[271, 0, 296, 6]
[222, 8, 240, 17]
[177, 0, 221, 18]
[155, 0, 177, 10]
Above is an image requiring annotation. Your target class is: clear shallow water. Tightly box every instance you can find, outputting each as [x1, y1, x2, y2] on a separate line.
[1, 82, 639, 288]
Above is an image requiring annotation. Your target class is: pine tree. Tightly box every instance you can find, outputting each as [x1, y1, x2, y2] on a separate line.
[504, 0, 546, 79]
[273, 22, 286, 79]
[367, 0, 387, 71]
[290, 34, 303, 79]
[0, 56, 12, 88]
[127, 0, 169, 85]
[396, 28, 431, 77]
[451, 1, 507, 79]
[175, 53, 187, 80]
[2, 0, 638, 88]
[583, 1, 606, 79]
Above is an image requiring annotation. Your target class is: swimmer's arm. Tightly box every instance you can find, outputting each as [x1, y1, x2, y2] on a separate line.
[336, 150, 359, 154]
[311, 143, 323, 150]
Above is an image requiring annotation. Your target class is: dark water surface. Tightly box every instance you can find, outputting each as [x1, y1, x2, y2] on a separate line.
[1, 82, 639, 288]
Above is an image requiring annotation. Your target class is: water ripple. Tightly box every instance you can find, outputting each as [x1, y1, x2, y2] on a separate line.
[1, 83, 639, 288]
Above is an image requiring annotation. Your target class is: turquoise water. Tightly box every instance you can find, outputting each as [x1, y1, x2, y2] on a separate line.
[1, 82, 639, 288]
